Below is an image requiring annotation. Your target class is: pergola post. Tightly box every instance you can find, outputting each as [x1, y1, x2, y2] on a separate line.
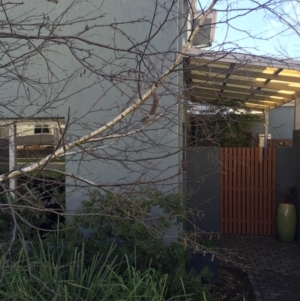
[294, 92, 300, 130]
[294, 93, 300, 241]
[264, 109, 269, 147]
[8, 123, 17, 241]
[9, 123, 17, 195]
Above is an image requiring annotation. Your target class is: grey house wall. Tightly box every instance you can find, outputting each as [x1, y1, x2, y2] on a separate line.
[252, 106, 294, 140]
[293, 130, 300, 240]
[276, 147, 297, 237]
[276, 147, 297, 205]
[185, 147, 220, 233]
[1, 0, 186, 210]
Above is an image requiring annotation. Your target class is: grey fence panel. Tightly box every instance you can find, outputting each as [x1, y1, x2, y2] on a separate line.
[185, 147, 220, 233]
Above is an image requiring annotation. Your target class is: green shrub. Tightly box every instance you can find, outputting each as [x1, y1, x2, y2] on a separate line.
[0, 188, 217, 301]
[75, 189, 216, 300]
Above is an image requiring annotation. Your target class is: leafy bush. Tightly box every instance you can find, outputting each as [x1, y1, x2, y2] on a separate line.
[0, 188, 217, 301]
[75, 189, 216, 300]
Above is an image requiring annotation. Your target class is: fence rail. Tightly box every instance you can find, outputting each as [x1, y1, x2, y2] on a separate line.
[220, 147, 276, 235]
[267, 139, 292, 147]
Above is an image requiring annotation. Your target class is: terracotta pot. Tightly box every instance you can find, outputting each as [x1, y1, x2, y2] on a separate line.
[276, 203, 297, 242]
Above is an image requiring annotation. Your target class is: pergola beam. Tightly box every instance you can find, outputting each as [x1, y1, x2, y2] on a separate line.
[188, 69, 300, 85]
[187, 50, 300, 70]
[193, 85, 294, 97]
[190, 88, 288, 101]
[190, 94, 287, 106]
[190, 96, 275, 110]
[189, 76, 300, 92]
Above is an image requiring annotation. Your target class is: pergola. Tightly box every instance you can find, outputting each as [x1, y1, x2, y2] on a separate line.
[183, 50, 300, 139]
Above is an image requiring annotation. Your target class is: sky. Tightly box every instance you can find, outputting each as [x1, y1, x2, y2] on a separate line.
[197, 0, 300, 59]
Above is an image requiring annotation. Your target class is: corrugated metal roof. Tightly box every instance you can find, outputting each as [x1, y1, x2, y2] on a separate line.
[184, 51, 300, 111]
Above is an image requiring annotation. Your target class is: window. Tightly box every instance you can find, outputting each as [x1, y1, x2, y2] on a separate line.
[0, 127, 8, 138]
[34, 125, 50, 134]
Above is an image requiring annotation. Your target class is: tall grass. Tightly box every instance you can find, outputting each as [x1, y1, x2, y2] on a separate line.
[0, 238, 190, 301]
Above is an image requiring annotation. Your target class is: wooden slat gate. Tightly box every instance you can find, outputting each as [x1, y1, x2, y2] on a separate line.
[220, 147, 276, 235]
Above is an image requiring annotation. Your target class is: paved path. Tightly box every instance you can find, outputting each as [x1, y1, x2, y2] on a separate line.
[219, 234, 300, 301]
